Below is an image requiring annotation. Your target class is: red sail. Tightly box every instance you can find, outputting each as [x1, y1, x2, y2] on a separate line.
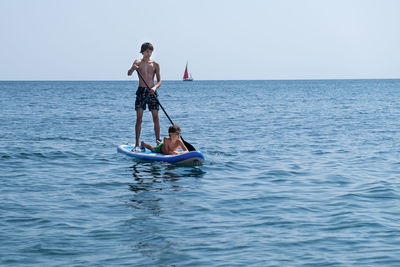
[183, 64, 189, 79]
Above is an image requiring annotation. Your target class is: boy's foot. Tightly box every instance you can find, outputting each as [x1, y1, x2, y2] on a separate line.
[131, 146, 139, 152]
[140, 141, 146, 152]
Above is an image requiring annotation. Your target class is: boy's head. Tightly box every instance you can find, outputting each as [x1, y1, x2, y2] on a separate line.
[168, 124, 181, 137]
[140, 42, 154, 54]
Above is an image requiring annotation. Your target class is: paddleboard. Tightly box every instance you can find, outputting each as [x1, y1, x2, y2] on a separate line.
[117, 144, 205, 165]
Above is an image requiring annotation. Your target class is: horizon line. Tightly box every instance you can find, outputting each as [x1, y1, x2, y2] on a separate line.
[1, 78, 400, 82]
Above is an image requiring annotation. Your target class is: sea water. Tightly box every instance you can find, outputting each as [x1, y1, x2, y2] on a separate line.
[1, 80, 400, 266]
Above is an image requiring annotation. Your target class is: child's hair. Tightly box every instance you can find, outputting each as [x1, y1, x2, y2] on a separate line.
[168, 124, 181, 134]
[140, 42, 154, 53]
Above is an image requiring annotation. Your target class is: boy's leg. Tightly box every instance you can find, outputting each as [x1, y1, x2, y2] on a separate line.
[150, 109, 161, 144]
[141, 141, 155, 152]
[135, 109, 144, 149]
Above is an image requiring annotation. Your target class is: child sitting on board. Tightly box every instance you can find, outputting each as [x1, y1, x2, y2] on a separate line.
[141, 125, 188, 155]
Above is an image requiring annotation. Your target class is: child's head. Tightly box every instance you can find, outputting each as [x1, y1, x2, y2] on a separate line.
[140, 42, 154, 54]
[168, 124, 181, 138]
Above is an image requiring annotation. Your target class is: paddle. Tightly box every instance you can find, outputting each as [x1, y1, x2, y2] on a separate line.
[135, 70, 196, 151]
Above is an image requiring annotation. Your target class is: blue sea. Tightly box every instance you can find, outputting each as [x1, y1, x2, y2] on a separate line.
[1, 79, 400, 266]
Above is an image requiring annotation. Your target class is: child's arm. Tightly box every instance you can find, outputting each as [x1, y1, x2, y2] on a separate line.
[127, 59, 140, 76]
[178, 139, 189, 154]
[150, 62, 162, 94]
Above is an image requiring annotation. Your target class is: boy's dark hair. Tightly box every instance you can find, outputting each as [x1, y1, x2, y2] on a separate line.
[168, 124, 181, 134]
[140, 42, 154, 53]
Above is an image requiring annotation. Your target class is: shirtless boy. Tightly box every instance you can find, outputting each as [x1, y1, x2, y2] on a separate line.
[141, 125, 188, 155]
[127, 42, 162, 151]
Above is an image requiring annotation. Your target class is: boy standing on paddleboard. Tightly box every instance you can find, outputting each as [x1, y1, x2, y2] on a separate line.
[127, 42, 162, 151]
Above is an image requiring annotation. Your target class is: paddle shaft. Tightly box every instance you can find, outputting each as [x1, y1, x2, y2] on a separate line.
[135, 70, 196, 151]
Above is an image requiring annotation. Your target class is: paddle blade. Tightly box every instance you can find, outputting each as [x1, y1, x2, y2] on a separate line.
[181, 136, 196, 151]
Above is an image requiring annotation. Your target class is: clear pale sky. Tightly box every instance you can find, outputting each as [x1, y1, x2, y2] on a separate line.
[1, 0, 399, 80]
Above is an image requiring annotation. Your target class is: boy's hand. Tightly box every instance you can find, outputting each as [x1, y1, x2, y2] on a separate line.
[127, 62, 140, 75]
[149, 87, 156, 95]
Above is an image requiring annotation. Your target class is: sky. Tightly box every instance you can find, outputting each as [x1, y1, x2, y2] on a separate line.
[1, 0, 400, 80]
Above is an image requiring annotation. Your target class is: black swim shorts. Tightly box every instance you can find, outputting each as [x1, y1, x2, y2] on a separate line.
[135, 87, 159, 111]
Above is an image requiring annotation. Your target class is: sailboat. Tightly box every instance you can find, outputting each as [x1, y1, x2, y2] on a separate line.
[183, 61, 194, 81]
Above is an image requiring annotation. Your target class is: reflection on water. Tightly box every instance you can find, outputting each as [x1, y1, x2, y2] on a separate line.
[129, 162, 206, 192]
[125, 162, 206, 262]
[128, 161, 206, 204]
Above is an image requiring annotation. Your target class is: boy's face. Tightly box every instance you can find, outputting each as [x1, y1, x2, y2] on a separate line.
[142, 49, 153, 58]
[169, 131, 181, 140]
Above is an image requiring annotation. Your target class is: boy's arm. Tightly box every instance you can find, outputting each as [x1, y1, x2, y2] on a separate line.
[127, 59, 140, 76]
[179, 139, 189, 153]
[151, 62, 162, 92]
